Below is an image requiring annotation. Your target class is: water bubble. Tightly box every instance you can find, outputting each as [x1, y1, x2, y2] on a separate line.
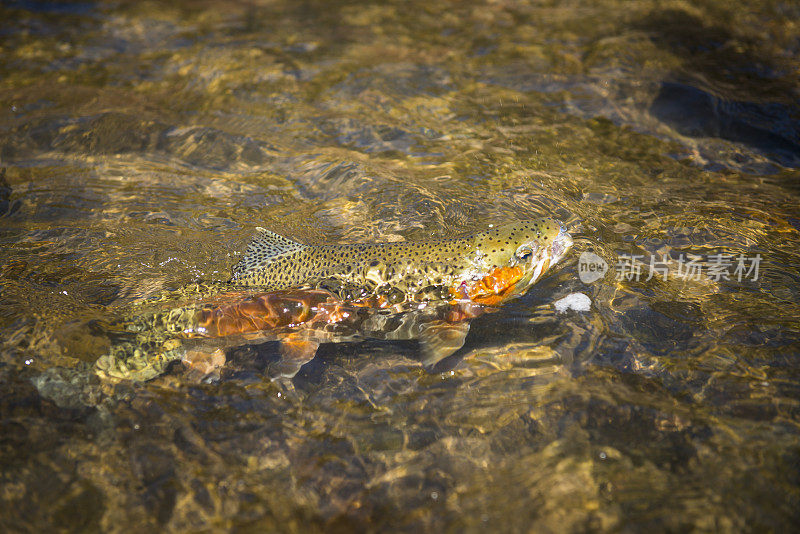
[24, 359, 33, 365]
[431, 491, 438, 501]
[599, 451, 607, 460]
[554, 292, 591, 313]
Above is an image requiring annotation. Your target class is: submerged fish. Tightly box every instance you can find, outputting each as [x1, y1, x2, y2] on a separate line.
[232, 218, 572, 306]
[95, 218, 573, 382]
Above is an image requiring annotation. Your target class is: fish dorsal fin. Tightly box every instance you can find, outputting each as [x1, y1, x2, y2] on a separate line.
[250, 227, 305, 257]
[235, 227, 307, 275]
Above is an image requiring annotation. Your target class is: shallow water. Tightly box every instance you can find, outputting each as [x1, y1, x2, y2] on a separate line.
[1, 0, 800, 531]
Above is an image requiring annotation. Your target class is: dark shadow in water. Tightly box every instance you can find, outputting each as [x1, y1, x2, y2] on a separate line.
[0, 366, 106, 531]
[1, 0, 95, 15]
[224, 341, 282, 382]
[651, 83, 800, 168]
[635, 8, 800, 168]
[0, 168, 22, 217]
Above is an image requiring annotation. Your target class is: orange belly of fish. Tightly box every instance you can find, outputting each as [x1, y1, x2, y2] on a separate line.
[449, 265, 525, 306]
[189, 269, 523, 339]
[193, 289, 336, 337]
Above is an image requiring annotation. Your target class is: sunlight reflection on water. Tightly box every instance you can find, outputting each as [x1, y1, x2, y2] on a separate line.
[1, 0, 799, 531]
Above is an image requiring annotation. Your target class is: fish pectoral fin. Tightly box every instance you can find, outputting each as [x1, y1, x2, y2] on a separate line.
[181, 346, 226, 383]
[418, 321, 471, 368]
[271, 333, 320, 379]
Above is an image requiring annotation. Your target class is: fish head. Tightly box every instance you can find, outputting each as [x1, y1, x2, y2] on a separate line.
[453, 218, 573, 305]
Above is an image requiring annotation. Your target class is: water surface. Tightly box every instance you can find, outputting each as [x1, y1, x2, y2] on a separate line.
[1, 0, 799, 531]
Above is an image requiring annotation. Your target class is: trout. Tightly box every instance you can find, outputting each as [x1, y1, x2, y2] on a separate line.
[231, 218, 572, 306]
[95, 218, 573, 382]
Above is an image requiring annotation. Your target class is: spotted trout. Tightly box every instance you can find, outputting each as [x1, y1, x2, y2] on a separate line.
[231, 218, 573, 306]
[95, 218, 573, 382]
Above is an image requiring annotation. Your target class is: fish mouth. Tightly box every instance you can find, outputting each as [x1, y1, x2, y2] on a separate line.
[550, 224, 573, 265]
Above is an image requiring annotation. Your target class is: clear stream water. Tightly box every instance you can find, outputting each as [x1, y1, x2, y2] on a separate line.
[1, 0, 799, 531]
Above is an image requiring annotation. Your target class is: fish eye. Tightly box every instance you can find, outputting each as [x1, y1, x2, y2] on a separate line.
[515, 245, 533, 261]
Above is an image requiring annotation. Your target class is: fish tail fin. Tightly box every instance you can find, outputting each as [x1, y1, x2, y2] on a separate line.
[232, 227, 307, 280]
